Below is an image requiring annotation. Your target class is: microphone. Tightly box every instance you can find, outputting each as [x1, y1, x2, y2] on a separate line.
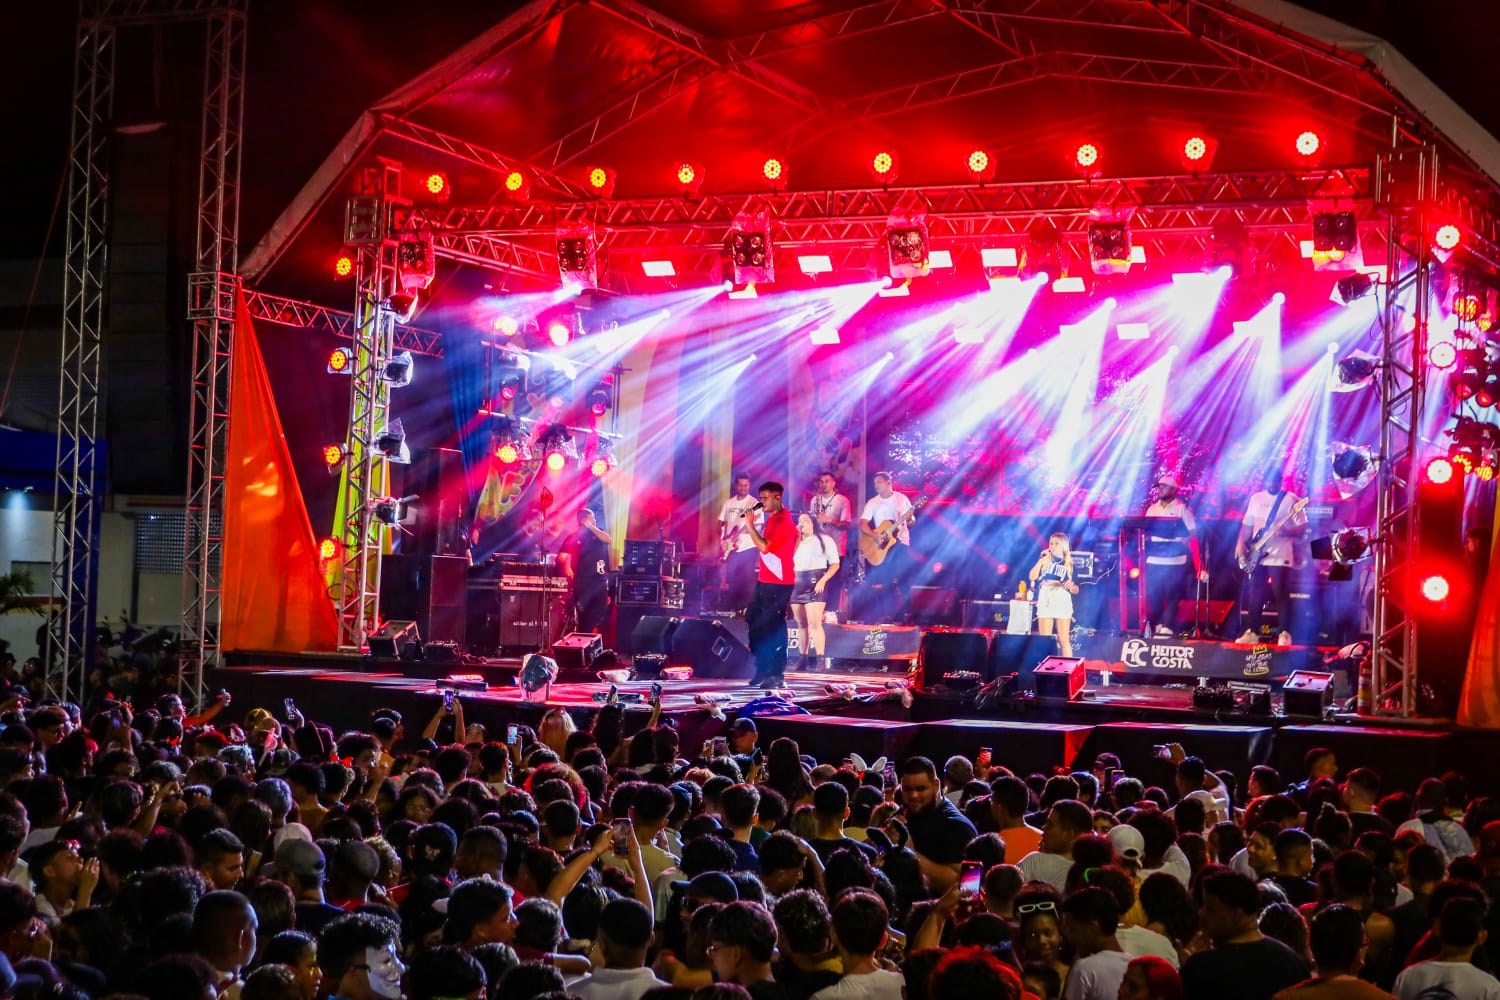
[751, 502, 765, 512]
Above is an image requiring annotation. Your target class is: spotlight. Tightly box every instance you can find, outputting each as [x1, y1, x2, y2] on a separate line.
[869, 150, 898, 185]
[1312, 211, 1358, 256]
[334, 252, 354, 279]
[322, 443, 347, 470]
[589, 457, 609, 477]
[1420, 573, 1451, 603]
[1180, 134, 1216, 173]
[965, 149, 994, 183]
[674, 162, 705, 196]
[318, 537, 340, 564]
[798, 254, 833, 276]
[496, 352, 531, 404]
[371, 496, 416, 526]
[397, 236, 436, 292]
[1209, 217, 1251, 274]
[545, 451, 566, 472]
[503, 169, 530, 200]
[585, 166, 616, 197]
[385, 292, 418, 324]
[1331, 273, 1374, 306]
[1022, 219, 1063, 281]
[886, 216, 929, 279]
[376, 419, 410, 464]
[494, 315, 520, 337]
[1434, 223, 1463, 252]
[423, 172, 450, 199]
[1425, 456, 1455, 485]
[556, 224, 598, 289]
[1429, 341, 1458, 369]
[1334, 353, 1377, 390]
[380, 351, 414, 388]
[730, 210, 774, 285]
[496, 443, 520, 465]
[1087, 218, 1132, 275]
[762, 157, 787, 191]
[1455, 367, 1482, 401]
[1073, 142, 1100, 178]
[1295, 130, 1324, 165]
[547, 321, 572, 348]
[327, 347, 355, 374]
[586, 378, 612, 416]
[1330, 442, 1375, 498]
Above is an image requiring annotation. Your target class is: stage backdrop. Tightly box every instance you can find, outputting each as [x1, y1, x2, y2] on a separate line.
[221, 294, 339, 653]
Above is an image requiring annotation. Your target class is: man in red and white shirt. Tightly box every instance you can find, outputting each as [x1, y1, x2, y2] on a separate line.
[744, 481, 798, 688]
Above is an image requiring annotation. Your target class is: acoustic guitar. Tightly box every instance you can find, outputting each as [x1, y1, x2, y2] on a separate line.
[859, 496, 927, 566]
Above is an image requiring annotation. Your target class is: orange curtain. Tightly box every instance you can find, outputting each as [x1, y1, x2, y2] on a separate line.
[220, 295, 341, 653]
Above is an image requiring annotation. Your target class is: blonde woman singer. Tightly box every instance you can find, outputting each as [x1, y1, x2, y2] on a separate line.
[1029, 532, 1080, 656]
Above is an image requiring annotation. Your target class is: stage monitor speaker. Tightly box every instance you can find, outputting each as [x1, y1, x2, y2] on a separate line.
[554, 632, 604, 673]
[428, 555, 468, 647]
[909, 587, 957, 626]
[670, 617, 753, 679]
[369, 620, 420, 659]
[1033, 656, 1086, 701]
[1172, 599, 1236, 631]
[1282, 670, 1335, 718]
[918, 630, 990, 689]
[629, 615, 680, 657]
[987, 633, 1058, 685]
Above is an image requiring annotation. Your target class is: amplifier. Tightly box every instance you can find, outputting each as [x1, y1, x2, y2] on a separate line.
[619, 577, 685, 608]
[500, 575, 569, 592]
[622, 539, 678, 577]
[962, 600, 1007, 630]
[1071, 551, 1097, 582]
[1033, 655, 1086, 701]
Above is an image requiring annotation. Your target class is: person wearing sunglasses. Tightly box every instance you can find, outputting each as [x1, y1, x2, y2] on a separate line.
[1017, 887, 1070, 987]
[27, 839, 97, 922]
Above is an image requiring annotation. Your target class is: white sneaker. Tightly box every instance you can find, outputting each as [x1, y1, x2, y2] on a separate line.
[1237, 630, 1257, 643]
[1154, 625, 1173, 637]
[1278, 631, 1293, 647]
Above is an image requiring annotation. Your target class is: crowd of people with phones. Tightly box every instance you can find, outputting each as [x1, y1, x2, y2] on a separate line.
[0, 684, 1494, 1000]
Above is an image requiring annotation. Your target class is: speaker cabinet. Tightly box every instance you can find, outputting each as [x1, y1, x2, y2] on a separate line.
[369, 620, 420, 659]
[1282, 670, 1335, 718]
[428, 555, 468, 647]
[918, 630, 990, 689]
[987, 633, 1058, 685]
[554, 632, 604, 673]
[1033, 656, 1086, 701]
[628, 615, 680, 657]
[670, 617, 753, 679]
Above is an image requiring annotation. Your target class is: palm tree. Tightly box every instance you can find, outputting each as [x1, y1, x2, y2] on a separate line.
[0, 571, 44, 617]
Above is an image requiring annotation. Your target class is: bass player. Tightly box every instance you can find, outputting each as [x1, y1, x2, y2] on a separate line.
[857, 471, 915, 624]
[1235, 466, 1308, 646]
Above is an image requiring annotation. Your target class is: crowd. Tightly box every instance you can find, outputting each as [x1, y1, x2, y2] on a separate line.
[0, 682, 1493, 1000]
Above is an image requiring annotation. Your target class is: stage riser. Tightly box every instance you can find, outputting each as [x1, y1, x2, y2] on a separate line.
[912, 720, 1094, 777]
[1081, 722, 1276, 780]
[753, 716, 921, 768]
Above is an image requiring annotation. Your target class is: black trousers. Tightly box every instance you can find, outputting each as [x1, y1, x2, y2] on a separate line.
[1243, 564, 1295, 639]
[573, 584, 608, 633]
[860, 543, 911, 624]
[745, 581, 794, 682]
[1146, 562, 1191, 629]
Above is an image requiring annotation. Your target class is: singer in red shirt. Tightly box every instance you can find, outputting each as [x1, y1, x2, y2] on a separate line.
[744, 481, 798, 687]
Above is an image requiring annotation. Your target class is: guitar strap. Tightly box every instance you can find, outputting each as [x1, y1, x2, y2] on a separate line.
[1251, 491, 1286, 547]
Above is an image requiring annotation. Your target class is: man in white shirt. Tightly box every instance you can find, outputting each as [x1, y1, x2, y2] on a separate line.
[1142, 474, 1206, 638]
[856, 472, 914, 625]
[1017, 800, 1091, 891]
[1059, 888, 1132, 1000]
[810, 890, 904, 1000]
[1236, 466, 1307, 645]
[810, 472, 853, 616]
[1393, 897, 1500, 1000]
[719, 474, 761, 613]
[569, 898, 671, 1000]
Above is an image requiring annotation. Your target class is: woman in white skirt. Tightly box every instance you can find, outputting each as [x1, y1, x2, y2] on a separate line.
[1029, 531, 1080, 656]
[790, 512, 841, 670]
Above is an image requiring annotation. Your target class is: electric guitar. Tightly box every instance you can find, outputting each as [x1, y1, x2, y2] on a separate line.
[1238, 497, 1310, 573]
[859, 496, 927, 566]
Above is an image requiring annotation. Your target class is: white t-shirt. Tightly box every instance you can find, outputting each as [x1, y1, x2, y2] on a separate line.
[794, 535, 840, 573]
[1393, 958, 1500, 1000]
[1242, 490, 1305, 568]
[1140, 844, 1192, 886]
[569, 966, 674, 1000]
[810, 493, 853, 554]
[1017, 850, 1072, 891]
[861, 492, 913, 546]
[1144, 499, 1196, 566]
[1116, 925, 1179, 968]
[719, 495, 761, 553]
[1061, 949, 1132, 1000]
[810, 970, 906, 1000]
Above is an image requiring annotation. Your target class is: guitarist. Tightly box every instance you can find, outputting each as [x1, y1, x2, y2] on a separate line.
[718, 473, 760, 613]
[857, 471, 915, 624]
[1235, 467, 1308, 646]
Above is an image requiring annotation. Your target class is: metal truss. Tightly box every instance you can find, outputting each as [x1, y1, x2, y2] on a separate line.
[49, 8, 116, 702]
[1371, 143, 1439, 719]
[241, 288, 446, 358]
[335, 161, 403, 650]
[180, 0, 247, 710]
[376, 115, 590, 200]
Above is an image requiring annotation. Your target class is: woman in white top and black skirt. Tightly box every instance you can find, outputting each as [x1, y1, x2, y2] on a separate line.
[790, 512, 841, 671]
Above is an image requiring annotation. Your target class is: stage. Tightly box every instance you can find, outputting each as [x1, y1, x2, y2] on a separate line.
[216, 644, 1500, 796]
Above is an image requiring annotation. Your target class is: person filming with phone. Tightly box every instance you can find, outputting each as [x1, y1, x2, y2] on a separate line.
[894, 756, 977, 892]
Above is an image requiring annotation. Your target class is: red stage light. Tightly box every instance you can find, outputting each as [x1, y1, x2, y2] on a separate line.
[590, 458, 609, 477]
[1455, 294, 1483, 322]
[504, 170, 526, 192]
[763, 157, 784, 182]
[1435, 224, 1463, 251]
[1183, 136, 1208, 162]
[676, 163, 696, 185]
[586, 166, 616, 197]
[1295, 131, 1322, 157]
[494, 315, 520, 337]
[500, 381, 519, 402]
[1425, 457, 1455, 484]
[1420, 574, 1451, 602]
[334, 253, 354, 278]
[327, 347, 352, 373]
[318, 538, 339, 562]
[1480, 462, 1497, 482]
[423, 172, 448, 197]
[545, 451, 566, 472]
[967, 150, 990, 173]
[870, 151, 897, 183]
[1075, 143, 1099, 169]
[496, 443, 519, 465]
[1479, 389, 1495, 409]
[1128, 566, 1141, 580]
[1428, 341, 1457, 369]
[547, 322, 571, 347]
[322, 444, 345, 467]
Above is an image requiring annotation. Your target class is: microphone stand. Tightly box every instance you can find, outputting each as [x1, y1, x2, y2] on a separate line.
[1193, 530, 1208, 639]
